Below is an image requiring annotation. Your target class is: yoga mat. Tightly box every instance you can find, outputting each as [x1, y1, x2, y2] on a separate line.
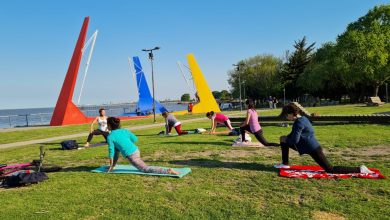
[91, 164, 191, 178]
[77, 142, 107, 150]
[159, 130, 196, 137]
[278, 165, 386, 179]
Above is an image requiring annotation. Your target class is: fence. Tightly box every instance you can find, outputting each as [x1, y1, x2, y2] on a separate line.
[0, 103, 188, 129]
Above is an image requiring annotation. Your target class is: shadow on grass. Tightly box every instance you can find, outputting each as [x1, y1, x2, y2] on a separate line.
[60, 166, 99, 172]
[169, 158, 276, 173]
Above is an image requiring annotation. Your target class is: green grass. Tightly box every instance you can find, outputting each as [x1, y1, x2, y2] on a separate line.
[0, 105, 389, 219]
[0, 112, 227, 145]
[259, 103, 390, 116]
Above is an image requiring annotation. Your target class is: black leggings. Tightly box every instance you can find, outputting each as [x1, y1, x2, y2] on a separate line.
[87, 129, 109, 142]
[240, 125, 279, 146]
[280, 142, 360, 173]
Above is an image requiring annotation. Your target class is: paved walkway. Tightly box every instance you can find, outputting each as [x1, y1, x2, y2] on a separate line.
[0, 117, 211, 150]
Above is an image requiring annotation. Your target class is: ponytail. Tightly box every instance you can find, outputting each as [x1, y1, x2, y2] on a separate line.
[107, 117, 121, 130]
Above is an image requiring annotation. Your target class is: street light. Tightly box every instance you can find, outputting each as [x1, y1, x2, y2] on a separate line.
[142, 46, 160, 123]
[242, 80, 246, 100]
[233, 63, 244, 111]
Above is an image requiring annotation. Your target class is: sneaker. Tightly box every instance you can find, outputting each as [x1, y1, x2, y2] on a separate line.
[360, 165, 374, 174]
[274, 164, 290, 169]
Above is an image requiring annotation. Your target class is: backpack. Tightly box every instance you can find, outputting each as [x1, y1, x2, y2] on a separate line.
[61, 140, 79, 150]
[2, 171, 48, 187]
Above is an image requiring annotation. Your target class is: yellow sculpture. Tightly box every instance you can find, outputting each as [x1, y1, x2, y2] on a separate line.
[174, 54, 221, 115]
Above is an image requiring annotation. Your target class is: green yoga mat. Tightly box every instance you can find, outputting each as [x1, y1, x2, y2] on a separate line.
[91, 164, 191, 178]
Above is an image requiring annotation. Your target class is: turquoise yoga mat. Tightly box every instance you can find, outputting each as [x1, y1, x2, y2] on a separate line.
[91, 164, 191, 178]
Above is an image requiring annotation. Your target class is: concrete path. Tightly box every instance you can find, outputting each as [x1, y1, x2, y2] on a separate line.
[0, 117, 210, 150]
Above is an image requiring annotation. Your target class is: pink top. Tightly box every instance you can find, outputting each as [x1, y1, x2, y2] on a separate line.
[248, 109, 261, 133]
[214, 113, 229, 124]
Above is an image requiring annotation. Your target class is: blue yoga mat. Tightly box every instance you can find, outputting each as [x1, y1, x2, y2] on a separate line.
[91, 164, 191, 178]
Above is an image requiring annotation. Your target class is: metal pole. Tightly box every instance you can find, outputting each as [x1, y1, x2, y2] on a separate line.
[150, 53, 156, 123]
[243, 82, 246, 100]
[239, 72, 242, 111]
[386, 82, 388, 103]
[25, 114, 29, 127]
[283, 87, 286, 105]
[8, 116, 11, 128]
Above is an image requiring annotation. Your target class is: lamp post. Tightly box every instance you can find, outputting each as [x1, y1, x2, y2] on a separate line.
[233, 63, 244, 111]
[242, 80, 246, 100]
[283, 86, 286, 105]
[142, 46, 160, 123]
[386, 82, 388, 103]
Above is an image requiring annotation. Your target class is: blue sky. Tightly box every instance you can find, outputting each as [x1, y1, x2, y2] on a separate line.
[0, 0, 388, 109]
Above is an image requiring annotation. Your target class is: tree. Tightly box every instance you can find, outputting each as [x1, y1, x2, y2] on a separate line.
[280, 36, 315, 99]
[212, 91, 222, 99]
[336, 5, 390, 97]
[228, 54, 283, 101]
[220, 90, 232, 100]
[297, 42, 347, 101]
[181, 93, 190, 102]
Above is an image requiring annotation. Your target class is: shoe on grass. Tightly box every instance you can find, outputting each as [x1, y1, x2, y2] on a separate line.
[274, 164, 290, 169]
[360, 165, 374, 174]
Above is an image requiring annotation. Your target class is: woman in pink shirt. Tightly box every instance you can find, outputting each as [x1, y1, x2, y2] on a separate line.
[206, 111, 237, 134]
[239, 99, 279, 146]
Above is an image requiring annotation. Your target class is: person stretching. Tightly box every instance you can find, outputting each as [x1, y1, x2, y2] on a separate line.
[239, 99, 279, 146]
[162, 112, 188, 135]
[274, 103, 373, 174]
[84, 108, 109, 147]
[206, 111, 237, 134]
[106, 117, 179, 175]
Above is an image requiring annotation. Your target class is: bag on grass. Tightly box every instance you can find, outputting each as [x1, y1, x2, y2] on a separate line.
[3, 171, 48, 187]
[61, 140, 79, 150]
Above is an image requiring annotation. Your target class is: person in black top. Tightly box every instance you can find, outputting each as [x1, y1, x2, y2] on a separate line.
[274, 103, 373, 174]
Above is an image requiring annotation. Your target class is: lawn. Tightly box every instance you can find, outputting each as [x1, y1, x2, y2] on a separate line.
[0, 112, 238, 145]
[0, 105, 389, 219]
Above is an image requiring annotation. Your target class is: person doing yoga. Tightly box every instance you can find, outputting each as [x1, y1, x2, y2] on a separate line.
[84, 108, 109, 147]
[274, 103, 374, 174]
[206, 111, 237, 134]
[239, 99, 279, 146]
[106, 117, 179, 175]
[162, 112, 188, 135]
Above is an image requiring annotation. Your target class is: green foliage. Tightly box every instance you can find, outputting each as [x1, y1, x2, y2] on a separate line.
[336, 5, 390, 96]
[220, 90, 231, 100]
[228, 54, 283, 100]
[280, 36, 316, 99]
[212, 90, 232, 100]
[290, 5, 390, 102]
[181, 93, 190, 102]
[212, 91, 221, 99]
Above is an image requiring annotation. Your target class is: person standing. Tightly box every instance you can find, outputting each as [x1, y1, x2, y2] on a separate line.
[268, 96, 273, 109]
[273, 97, 278, 109]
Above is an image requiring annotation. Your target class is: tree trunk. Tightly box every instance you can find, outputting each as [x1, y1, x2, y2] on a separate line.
[373, 84, 379, 97]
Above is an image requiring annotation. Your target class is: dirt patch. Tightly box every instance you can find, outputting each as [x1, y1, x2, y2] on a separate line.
[182, 148, 277, 159]
[334, 145, 390, 161]
[313, 211, 345, 220]
[358, 145, 390, 157]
